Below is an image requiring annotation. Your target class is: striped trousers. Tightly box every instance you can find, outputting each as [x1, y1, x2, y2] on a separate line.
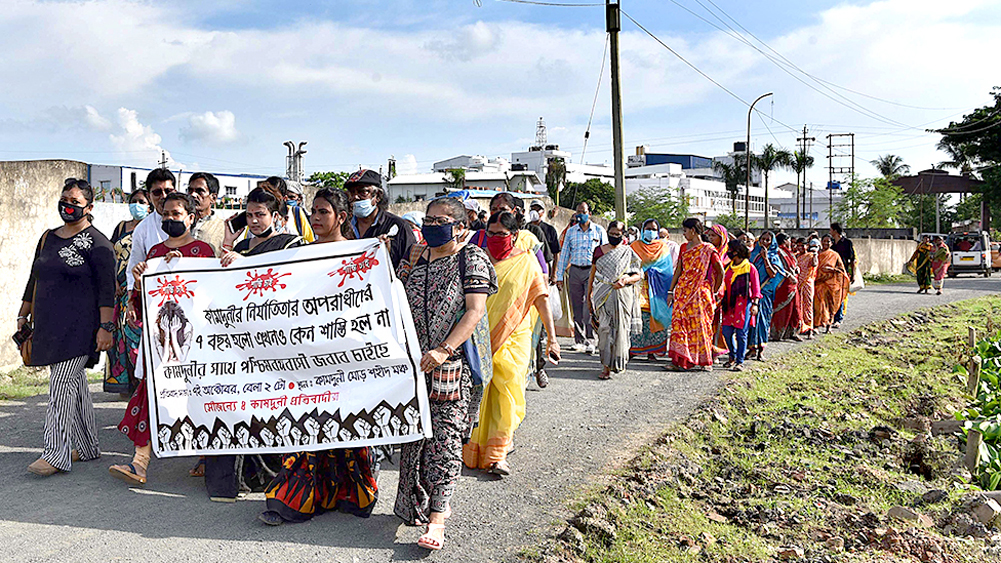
[43, 355, 100, 470]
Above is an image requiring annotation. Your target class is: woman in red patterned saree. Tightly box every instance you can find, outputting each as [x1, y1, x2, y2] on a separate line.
[666, 218, 723, 371]
[770, 233, 803, 342]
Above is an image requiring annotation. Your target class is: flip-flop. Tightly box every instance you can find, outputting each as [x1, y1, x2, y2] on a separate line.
[417, 524, 446, 551]
[109, 463, 146, 486]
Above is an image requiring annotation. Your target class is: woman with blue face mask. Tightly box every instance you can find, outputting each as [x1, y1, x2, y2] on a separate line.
[629, 220, 678, 361]
[104, 190, 151, 397]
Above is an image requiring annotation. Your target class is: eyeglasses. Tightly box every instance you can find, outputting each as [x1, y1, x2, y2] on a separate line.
[485, 230, 511, 238]
[151, 188, 175, 197]
[424, 215, 456, 226]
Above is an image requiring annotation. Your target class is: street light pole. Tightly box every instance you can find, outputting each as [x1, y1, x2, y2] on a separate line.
[745, 92, 772, 231]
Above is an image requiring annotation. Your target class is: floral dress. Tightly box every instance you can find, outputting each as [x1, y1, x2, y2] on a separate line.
[395, 243, 497, 524]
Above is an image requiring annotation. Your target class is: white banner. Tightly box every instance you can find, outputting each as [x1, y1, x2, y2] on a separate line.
[139, 239, 431, 458]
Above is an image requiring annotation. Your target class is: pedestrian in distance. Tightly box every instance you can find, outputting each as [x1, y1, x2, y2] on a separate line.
[814, 234, 850, 333]
[17, 178, 115, 476]
[770, 233, 803, 342]
[555, 202, 607, 354]
[796, 238, 819, 339]
[829, 223, 855, 327]
[748, 231, 785, 361]
[588, 220, 642, 379]
[931, 236, 951, 295]
[908, 235, 934, 294]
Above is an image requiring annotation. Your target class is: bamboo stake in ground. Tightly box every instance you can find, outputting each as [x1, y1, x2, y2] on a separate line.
[968, 327, 981, 396]
[966, 429, 983, 474]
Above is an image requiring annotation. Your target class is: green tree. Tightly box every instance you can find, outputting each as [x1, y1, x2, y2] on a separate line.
[791, 150, 815, 228]
[712, 159, 746, 214]
[712, 212, 744, 232]
[869, 154, 911, 179]
[753, 144, 793, 229]
[443, 168, 465, 191]
[627, 186, 690, 229]
[899, 193, 955, 233]
[559, 178, 615, 215]
[307, 171, 351, 190]
[832, 176, 904, 228]
[545, 157, 566, 205]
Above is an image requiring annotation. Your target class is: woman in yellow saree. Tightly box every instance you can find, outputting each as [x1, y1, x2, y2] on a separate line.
[463, 211, 560, 476]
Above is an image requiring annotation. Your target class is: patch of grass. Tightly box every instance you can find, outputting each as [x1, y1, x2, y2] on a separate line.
[868, 270, 916, 282]
[0, 366, 103, 400]
[542, 297, 1001, 563]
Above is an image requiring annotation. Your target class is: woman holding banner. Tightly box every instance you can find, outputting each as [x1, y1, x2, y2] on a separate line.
[463, 211, 560, 477]
[259, 188, 381, 524]
[395, 196, 497, 551]
[110, 193, 216, 485]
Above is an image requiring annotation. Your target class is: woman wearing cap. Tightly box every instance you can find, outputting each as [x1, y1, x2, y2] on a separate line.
[17, 178, 115, 476]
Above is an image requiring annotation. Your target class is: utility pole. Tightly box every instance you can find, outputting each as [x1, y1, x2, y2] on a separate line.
[158, 151, 168, 169]
[796, 125, 815, 230]
[607, 0, 626, 221]
[826, 133, 854, 227]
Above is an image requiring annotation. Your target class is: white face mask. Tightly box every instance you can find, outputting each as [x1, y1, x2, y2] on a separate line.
[528, 210, 541, 223]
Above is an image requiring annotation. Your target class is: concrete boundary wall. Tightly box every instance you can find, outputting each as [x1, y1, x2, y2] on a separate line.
[0, 160, 89, 369]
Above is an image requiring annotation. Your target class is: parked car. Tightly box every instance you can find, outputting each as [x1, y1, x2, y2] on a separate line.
[947, 231, 992, 277]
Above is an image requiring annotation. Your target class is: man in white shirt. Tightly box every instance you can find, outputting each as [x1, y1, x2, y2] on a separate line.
[127, 168, 176, 290]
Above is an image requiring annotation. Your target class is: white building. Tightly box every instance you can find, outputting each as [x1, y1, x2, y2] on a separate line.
[387, 154, 545, 202]
[772, 182, 844, 229]
[87, 164, 269, 202]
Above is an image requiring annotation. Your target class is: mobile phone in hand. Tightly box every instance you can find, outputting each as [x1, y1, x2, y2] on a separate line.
[226, 212, 247, 234]
[548, 350, 560, 366]
[12, 323, 31, 347]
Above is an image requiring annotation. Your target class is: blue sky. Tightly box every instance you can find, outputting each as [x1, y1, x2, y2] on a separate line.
[0, 0, 998, 185]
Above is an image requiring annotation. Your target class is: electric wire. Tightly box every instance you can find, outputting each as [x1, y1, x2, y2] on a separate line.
[580, 33, 610, 164]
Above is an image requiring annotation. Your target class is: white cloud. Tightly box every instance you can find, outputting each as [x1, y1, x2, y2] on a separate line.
[424, 21, 503, 62]
[179, 110, 242, 145]
[109, 108, 181, 167]
[398, 154, 418, 175]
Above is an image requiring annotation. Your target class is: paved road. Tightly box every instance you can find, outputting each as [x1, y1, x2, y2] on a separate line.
[1, 275, 998, 563]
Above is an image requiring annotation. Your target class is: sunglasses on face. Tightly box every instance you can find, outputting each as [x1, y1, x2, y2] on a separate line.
[151, 188, 174, 197]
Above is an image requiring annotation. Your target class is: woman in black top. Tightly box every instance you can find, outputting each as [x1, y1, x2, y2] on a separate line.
[17, 178, 116, 476]
[206, 187, 303, 501]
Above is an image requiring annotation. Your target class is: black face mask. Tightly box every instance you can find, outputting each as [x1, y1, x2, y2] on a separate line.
[608, 234, 623, 246]
[59, 202, 86, 223]
[161, 219, 188, 238]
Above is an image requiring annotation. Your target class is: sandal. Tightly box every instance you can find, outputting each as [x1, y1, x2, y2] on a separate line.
[722, 359, 735, 369]
[418, 523, 446, 551]
[599, 367, 611, 380]
[189, 457, 206, 477]
[258, 511, 284, 526]
[487, 460, 511, 476]
[109, 462, 147, 486]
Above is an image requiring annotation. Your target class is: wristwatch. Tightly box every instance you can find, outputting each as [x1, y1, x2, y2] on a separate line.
[99, 322, 115, 333]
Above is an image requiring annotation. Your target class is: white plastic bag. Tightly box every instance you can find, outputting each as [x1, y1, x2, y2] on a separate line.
[548, 284, 563, 322]
[849, 267, 865, 293]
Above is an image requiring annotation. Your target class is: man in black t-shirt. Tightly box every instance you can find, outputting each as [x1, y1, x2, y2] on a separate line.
[830, 222, 855, 326]
[345, 169, 416, 269]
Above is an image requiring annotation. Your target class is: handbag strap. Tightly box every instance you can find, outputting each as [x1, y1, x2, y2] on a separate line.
[29, 230, 51, 322]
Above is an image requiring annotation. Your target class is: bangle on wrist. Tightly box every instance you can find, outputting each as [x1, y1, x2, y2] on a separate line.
[17, 315, 28, 320]
[440, 342, 457, 356]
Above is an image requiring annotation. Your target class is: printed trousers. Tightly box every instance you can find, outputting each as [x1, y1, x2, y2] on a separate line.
[43, 355, 100, 470]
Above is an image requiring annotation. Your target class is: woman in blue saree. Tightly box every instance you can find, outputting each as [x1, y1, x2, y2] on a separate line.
[748, 231, 785, 361]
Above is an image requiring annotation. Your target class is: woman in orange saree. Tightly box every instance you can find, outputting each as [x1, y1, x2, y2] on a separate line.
[814, 234, 850, 333]
[667, 218, 723, 370]
[796, 238, 819, 338]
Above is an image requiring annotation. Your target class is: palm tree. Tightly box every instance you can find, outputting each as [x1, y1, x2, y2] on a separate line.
[936, 140, 976, 177]
[869, 154, 910, 179]
[753, 144, 793, 229]
[791, 150, 815, 228]
[713, 159, 745, 215]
